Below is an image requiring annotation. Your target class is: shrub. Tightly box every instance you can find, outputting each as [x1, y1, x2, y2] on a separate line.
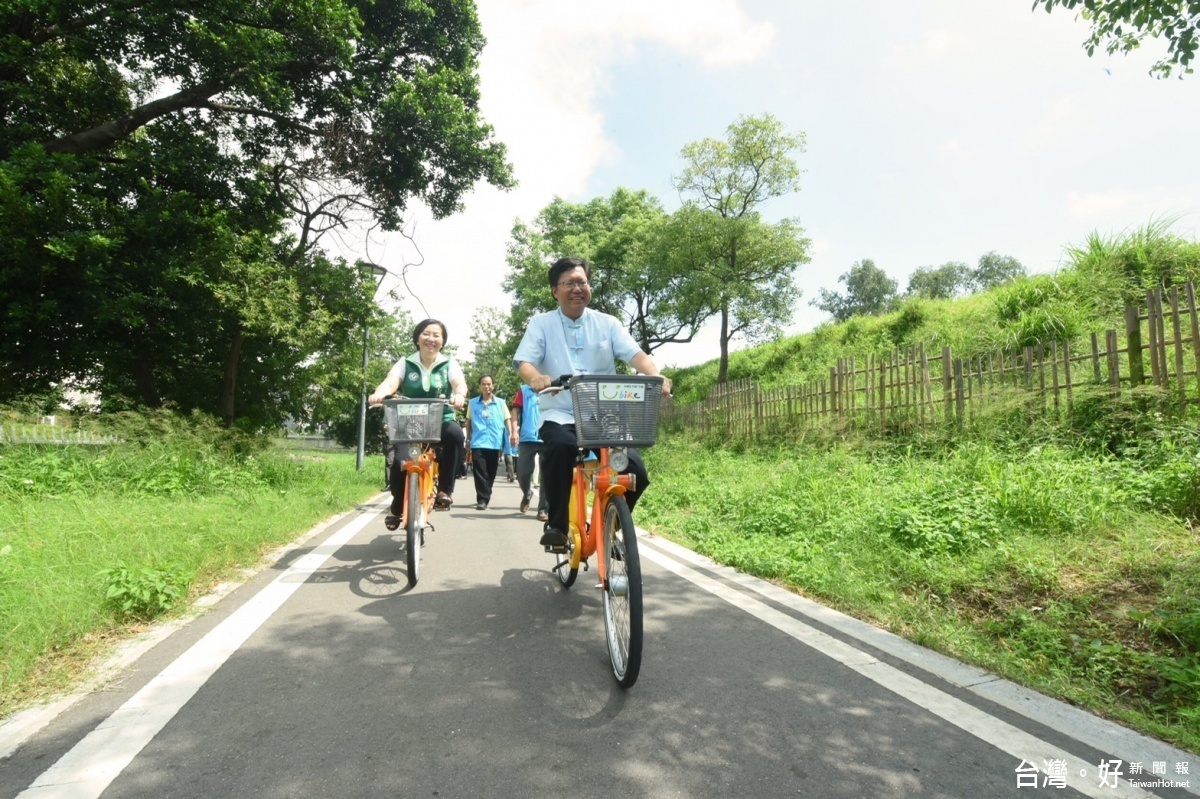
[99, 564, 190, 620]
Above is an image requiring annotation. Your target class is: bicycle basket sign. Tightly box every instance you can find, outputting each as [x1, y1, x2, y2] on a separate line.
[599, 382, 646, 402]
[395, 404, 430, 416]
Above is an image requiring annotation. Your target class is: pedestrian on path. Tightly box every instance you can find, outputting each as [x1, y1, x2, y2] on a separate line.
[464, 375, 514, 510]
[512, 384, 548, 521]
[502, 423, 517, 483]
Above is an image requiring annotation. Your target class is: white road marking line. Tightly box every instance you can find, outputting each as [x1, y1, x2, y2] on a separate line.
[637, 540, 1157, 799]
[17, 507, 381, 799]
[641, 534, 1196, 781]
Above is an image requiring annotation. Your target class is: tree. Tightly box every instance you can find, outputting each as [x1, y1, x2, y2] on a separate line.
[906, 262, 972, 300]
[972, 251, 1027, 290]
[314, 309, 415, 451]
[0, 0, 514, 427]
[464, 306, 521, 399]
[672, 114, 811, 383]
[1032, 0, 1200, 77]
[502, 189, 711, 354]
[814, 259, 898, 321]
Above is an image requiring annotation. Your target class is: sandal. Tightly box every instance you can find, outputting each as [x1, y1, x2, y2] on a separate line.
[434, 491, 453, 510]
[385, 515, 400, 531]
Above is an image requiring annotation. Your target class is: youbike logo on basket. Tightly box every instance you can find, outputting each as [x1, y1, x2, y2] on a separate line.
[394, 404, 430, 416]
[599, 383, 646, 402]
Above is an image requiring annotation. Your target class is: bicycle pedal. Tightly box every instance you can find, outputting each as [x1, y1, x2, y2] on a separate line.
[543, 545, 568, 554]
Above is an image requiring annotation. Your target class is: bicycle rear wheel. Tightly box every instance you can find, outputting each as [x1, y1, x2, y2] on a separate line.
[601, 496, 642, 688]
[405, 471, 422, 585]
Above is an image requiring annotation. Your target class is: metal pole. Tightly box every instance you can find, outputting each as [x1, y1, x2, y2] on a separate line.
[354, 261, 387, 473]
[356, 325, 369, 471]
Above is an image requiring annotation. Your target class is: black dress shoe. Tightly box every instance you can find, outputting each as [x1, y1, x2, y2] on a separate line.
[475, 501, 488, 510]
[539, 528, 567, 548]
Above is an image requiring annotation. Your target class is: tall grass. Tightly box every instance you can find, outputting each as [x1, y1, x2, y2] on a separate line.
[644, 355, 1200, 753]
[0, 411, 382, 714]
[668, 221, 1200, 405]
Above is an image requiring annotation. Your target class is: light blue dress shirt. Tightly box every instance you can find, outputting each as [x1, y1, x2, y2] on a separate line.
[513, 308, 641, 426]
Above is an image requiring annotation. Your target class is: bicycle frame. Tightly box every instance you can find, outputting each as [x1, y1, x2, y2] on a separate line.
[563, 445, 634, 584]
[398, 444, 439, 529]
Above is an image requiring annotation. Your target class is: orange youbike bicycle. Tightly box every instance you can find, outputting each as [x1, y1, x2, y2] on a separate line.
[381, 397, 446, 586]
[539, 374, 665, 688]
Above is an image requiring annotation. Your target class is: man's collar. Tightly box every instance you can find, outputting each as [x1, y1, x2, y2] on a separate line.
[557, 307, 587, 324]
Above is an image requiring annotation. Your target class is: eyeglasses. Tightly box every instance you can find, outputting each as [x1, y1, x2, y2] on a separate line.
[556, 280, 590, 290]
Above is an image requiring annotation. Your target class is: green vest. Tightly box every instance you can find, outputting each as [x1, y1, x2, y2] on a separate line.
[399, 354, 455, 421]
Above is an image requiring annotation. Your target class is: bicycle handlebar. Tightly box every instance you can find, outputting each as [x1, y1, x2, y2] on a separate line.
[537, 374, 575, 395]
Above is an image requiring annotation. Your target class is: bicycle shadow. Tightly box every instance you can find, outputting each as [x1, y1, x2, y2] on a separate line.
[296, 535, 419, 598]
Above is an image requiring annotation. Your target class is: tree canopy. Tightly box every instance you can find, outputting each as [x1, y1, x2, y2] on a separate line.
[906, 262, 972, 300]
[974, 251, 1027, 289]
[814, 259, 899, 322]
[502, 188, 711, 356]
[672, 114, 811, 383]
[1033, 0, 1200, 77]
[1, 0, 513, 428]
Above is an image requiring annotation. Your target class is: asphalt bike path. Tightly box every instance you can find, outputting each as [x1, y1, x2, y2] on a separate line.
[2, 479, 1195, 798]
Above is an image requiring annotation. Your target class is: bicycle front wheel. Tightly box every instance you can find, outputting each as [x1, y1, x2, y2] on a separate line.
[601, 496, 642, 688]
[405, 471, 422, 585]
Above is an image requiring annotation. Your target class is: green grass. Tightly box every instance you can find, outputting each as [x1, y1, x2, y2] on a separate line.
[0, 426, 382, 715]
[638, 431, 1200, 754]
[665, 221, 1200, 404]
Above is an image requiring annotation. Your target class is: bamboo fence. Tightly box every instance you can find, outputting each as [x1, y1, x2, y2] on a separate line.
[665, 285, 1200, 440]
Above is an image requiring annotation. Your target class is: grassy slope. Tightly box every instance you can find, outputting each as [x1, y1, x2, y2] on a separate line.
[646, 225, 1200, 753]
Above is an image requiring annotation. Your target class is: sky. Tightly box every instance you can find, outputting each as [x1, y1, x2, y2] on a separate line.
[347, 0, 1200, 370]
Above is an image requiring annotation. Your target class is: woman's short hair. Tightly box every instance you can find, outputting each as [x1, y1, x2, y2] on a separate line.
[412, 318, 448, 348]
[548, 256, 590, 288]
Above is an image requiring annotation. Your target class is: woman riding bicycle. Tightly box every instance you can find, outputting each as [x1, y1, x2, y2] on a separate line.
[369, 318, 468, 531]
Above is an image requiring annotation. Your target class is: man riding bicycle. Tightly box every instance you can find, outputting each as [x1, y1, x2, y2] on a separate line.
[512, 256, 672, 549]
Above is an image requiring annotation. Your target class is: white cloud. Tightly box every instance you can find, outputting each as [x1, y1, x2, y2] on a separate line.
[887, 29, 969, 70]
[359, 1, 775, 359]
[936, 138, 971, 158]
[1066, 190, 1144, 219]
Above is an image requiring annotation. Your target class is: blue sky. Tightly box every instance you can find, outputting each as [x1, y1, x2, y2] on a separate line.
[352, 1, 1200, 370]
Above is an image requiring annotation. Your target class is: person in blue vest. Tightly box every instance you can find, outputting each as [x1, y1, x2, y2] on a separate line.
[368, 319, 468, 530]
[512, 384, 548, 521]
[502, 421, 517, 482]
[464, 374, 514, 510]
[513, 256, 672, 549]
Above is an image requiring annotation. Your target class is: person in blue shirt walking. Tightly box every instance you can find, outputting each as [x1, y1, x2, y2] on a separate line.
[513, 256, 671, 549]
[512, 384, 548, 521]
[464, 374, 514, 510]
[502, 421, 517, 483]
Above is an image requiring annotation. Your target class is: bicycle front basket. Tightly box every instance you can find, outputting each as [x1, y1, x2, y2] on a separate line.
[382, 398, 444, 444]
[569, 375, 664, 448]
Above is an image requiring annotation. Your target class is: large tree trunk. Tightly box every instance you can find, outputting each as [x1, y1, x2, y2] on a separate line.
[717, 304, 731, 384]
[130, 358, 163, 408]
[220, 329, 247, 429]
